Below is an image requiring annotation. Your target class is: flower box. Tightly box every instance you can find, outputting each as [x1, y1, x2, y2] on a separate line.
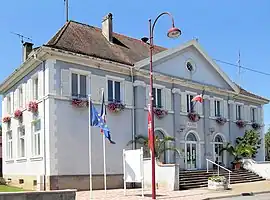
[28, 101, 38, 113]
[251, 122, 260, 130]
[153, 108, 168, 119]
[71, 98, 89, 108]
[208, 176, 228, 191]
[107, 101, 125, 113]
[216, 117, 227, 125]
[2, 116, 11, 123]
[14, 109, 23, 120]
[188, 112, 200, 122]
[236, 120, 246, 128]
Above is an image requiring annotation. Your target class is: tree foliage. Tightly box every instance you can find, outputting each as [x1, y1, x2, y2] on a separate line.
[0, 124, 2, 136]
[265, 128, 270, 149]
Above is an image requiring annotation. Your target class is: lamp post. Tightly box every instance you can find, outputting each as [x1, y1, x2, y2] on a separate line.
[147, 12, 181, 199]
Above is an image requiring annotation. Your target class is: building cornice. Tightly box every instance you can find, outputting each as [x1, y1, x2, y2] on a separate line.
[172, 88, 181, 94]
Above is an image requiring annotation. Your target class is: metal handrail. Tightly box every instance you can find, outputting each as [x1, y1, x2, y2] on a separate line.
[206, 159, 232, 186]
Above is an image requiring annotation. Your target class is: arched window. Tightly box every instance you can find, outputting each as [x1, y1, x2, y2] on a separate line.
[187, 132, 197, 142]
[215, 135, 223, 143]
[214, 134, 224, 165]
[154, 130, 166, 164]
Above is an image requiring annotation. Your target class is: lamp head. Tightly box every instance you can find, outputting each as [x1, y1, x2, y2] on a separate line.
[167, 27, 181, 38]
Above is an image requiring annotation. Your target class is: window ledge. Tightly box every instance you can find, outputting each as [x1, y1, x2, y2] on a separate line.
[5, 160, 14, 164]
[16, 158, 27, 163]
[30, 156, 43, 161]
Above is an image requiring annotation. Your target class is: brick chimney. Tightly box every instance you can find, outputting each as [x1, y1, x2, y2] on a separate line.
[102, 13, 113, 42]
[23, 42, 33, 62]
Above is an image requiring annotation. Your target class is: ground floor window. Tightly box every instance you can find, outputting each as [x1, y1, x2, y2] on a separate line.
[32, 118, 41, 156]
[6, 131, 13, 159]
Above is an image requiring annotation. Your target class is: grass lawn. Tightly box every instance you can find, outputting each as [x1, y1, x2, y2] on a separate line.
[0, 185, 24, 192]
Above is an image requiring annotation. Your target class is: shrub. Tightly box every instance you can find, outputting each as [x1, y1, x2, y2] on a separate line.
[0, 177, 6, 185]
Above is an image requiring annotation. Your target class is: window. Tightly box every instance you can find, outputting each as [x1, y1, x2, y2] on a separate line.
[152, 88, 162, 108]
[32, 118, 41, 156]
[71, 73, 87, 98]
[236, 105, 242, 120]
[108, 80, 121, 102]
[7, 96, 11, 114]
[19, 87, 23, 107]
[18, 126, 25, 158]
[186, 94, 194, 112]
[6, 131, 13, 159]
[33, 77, 39, 100]
[215, 100, 221, 117]
[251, 107, 256, 122]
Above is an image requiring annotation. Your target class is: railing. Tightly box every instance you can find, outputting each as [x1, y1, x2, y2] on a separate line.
[206, 159, 232, 186]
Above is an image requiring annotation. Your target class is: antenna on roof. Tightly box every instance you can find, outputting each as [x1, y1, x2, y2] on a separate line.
[237, 50, 241, 86]
[64, 0, 69, 22]
[10, 32, 32, 44]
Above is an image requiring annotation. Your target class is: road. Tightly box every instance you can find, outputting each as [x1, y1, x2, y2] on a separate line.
[218, 193, 270, 200]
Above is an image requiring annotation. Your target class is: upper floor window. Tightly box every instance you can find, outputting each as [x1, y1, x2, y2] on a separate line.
[186, 94, 194, 113]
[19, 87, 23, 107]
[6, 131, 13, 159]
[215, 100, 221, 117]
[33, 77, 39, 100]
[72, 73, 87, 98]
[18, 126, 25, 158]
[7, 96, 11, 114]
[251, 107, 256, 122]
[108, 80, 121, 102]
[152, 88, 162, 108]
[236, 104, 242, 120]
[32, 114, 41, 156]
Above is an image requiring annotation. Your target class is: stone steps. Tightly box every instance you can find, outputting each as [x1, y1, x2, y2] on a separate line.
[179, 169, 265, 190]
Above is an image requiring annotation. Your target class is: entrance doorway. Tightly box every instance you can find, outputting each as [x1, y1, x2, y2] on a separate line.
[213, 134, 225, 166]
[185, 132, 198, 170]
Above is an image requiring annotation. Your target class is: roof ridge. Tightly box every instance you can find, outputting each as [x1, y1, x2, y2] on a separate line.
[46, 21, 71, 46]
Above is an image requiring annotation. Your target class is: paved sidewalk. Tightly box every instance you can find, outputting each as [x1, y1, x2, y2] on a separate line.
[76, 181, 270, 200]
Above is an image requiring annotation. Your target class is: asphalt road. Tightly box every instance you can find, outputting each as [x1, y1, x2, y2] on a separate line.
[218, 193, 270, 200]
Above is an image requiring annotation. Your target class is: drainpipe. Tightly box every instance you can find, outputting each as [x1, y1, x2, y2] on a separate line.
[130, 66, 135, 150]
[34, 54, 47, 191]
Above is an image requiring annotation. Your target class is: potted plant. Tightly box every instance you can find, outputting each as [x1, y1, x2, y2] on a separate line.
[71, 98, 89, 108]
[107, 101, 125, 113]
[14, 109, 23, 120]
[251, 122, 260, 130]
[153, 108, 168, 119]
[216, 117, 227, 125]
[208, 175, 228, 190]
[187, 112, 200, 122]
[236, 120, 246, 128]
[126, 134, 183, 162]
[2, 116, 11, 124]
[28, 101, 39, 113]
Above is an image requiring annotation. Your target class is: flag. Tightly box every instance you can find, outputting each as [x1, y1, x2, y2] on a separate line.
[90, 100, 110, 133]
[147, 104, 153, 152]
[191, 90, 205, 103]
[100, 90, 116, 144]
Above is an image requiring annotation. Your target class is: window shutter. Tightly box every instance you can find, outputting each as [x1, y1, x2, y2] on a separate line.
[223, 100, 228, 119]
[165, 88, 172, 111]
[86, 75, 91, 97]
[14, 89, 19, 110]
[210, 98, 215, 117]
[124, 81, 133, 106]
[10, 92, 14, 113]
[232, 103, 236, 121]
[240, 105, 244, 120]
[161, 88, 166, 109]
[220, 100, 224, 117]
[38, 70, 43, 99]
[91, 75, 106, 102]
[28, 79, 33, 101]
[145, 85, 150, 107]
[61, 69, 70, 97]
[197, 102, 203, 115]
[2, 97, 7, 115]
[180, 92, 187, 112]
[22, 84, 26, 108]
[257, 107, 261, 123]
[243, 105, 249, 121]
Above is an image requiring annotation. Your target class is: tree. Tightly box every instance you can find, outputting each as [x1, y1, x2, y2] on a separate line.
[265, 128, 270, 160]
[0, 124, 2, 136]
[127, 134, 182, 163]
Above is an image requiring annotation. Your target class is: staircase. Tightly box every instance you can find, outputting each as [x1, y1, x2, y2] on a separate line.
[179, 168, 265, 190]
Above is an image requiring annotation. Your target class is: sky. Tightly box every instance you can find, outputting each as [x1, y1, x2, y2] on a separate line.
[0, 1, 270, 129]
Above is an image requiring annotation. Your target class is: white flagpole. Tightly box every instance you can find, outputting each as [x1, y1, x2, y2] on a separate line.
[101, 88, 107, 194]
[88, 95, 93, 199]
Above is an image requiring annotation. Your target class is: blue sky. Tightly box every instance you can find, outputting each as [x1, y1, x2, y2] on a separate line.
[0, 1, 270, 129]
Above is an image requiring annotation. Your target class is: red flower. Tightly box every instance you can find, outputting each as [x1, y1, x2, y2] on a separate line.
[14, 109, 22, 119]
[153, 108, 168, 119]
[107, 102, 125, 113]
[28, 101, 38, 113]
[2, 116, 11, 123]
[71, 99, 88, 108]
[236, 120, 246, 128]
[188, 112, 200, 122]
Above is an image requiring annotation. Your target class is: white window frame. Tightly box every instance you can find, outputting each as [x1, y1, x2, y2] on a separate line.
[18, 86, 23, 108]
[250, 106, 257, 122]
[32, 76, 39, 100]
[152, 87, 162, 108]
[7, 95, 11, 114]
[214, 100, 221, 117]
[6, 130, 13, 160]
[32, 116, 41, 157]
[236, 104, 243, 120]
[18, 126, 26, 158]
[186, 91, 196, 113]
[70, 69, 90, 99]
[106, 75, 125, 102]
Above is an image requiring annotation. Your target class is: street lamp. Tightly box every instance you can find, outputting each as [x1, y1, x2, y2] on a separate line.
[143, 12, 181, 199]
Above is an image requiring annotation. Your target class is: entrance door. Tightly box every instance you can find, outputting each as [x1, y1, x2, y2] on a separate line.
[213, 135, 225, 166]
[186, 143, 197, 169]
